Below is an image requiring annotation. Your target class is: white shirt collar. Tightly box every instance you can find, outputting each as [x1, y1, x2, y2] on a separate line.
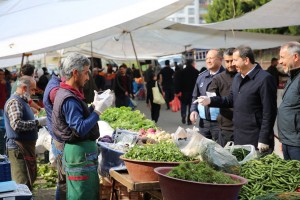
[241, 64, 257, 78]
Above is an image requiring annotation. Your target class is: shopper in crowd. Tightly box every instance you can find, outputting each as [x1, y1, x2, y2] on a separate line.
[277, 41, 300, 161]
[159, 60, 174, 110]
[0, 69, 7, 112]
[93, 68, 105, 91]
[175, 59, 199, 125]
[4, 76, 46, 190]
[207, 48, 237, 147]
[11, 64, 42, 113]
[266, 57, 288, 88]
[83, 70, 98, 104]
[146, 72, 162, 123]
[199, 46, 277, 153]
[190, 49, 225, 141]
[4, 69, 12, 99]
[42, 64, 65, 200]
[113, 64, 133, 107]
[144, 64, 154, 84]
[52, 53, 110, 199]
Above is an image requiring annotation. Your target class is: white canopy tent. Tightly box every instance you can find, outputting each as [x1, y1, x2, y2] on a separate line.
[0, 0, 193, 59]
[198, 0, 300, 30]
[1, 0, 300, 68]
[62, 22, 300, 60]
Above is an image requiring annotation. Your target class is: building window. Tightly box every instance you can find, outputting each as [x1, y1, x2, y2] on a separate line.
[188, 17, 195, 24]
[177, 9, 184, 14]
[188, 8, 194, 15]
[177, 17, 185, 23]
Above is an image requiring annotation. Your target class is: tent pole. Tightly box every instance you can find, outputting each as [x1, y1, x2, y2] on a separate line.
[20, 53, 25, 67]
[129, 32, 143, 79]
[91, 41, 94, 69]
[129, 31, 146, 98]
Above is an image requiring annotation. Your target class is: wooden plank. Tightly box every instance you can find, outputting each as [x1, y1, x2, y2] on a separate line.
[109, 170, 160, 192]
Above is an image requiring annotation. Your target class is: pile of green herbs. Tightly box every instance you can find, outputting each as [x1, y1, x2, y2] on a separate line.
[101, 107, 157, 131]
[167, 162, 238, 184]
[124, 142, 194, 162]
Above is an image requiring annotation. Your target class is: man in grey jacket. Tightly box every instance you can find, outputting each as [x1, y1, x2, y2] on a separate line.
[277, 41, 300, 161]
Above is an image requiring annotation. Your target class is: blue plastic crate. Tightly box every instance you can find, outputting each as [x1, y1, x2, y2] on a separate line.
[0, 155, 12, 182]
[97, 142, 126, 177]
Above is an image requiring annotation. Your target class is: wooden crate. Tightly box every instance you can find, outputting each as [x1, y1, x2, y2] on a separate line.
[100, 183, 143, 200]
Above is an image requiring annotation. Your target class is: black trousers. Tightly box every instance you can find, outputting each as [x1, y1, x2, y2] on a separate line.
[199, 118, 220, 142]
[151, 102, 161, 123]
[163, 88, 174, 109]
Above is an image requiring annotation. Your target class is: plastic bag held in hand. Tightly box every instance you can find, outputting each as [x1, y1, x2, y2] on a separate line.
[170, 96, 181, 112]
[93, 90, 114, 113]
[37, 116, 47, 126]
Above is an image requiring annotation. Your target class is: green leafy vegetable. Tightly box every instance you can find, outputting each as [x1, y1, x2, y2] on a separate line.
[101, 107, 157, 131]
[167, 162, 238, 184]
[124, 142, 194, 162]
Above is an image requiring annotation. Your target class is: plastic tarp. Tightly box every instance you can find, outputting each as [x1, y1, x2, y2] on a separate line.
[198, 0, 300, 30]
[0, 0, 193, 59]
[166, 23, 300, 49]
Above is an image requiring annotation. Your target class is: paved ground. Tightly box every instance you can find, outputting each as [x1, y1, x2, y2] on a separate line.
[135, 99, 193, 134]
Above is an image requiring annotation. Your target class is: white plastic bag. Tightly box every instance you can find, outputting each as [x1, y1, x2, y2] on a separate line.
[97, 120, 114, 138]
[35, 127, 51, 154]
[224, 142, 257, 164]
[175, 127, 240, 174]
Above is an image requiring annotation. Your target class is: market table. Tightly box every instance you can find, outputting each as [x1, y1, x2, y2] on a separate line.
[109, 169, 162, 200]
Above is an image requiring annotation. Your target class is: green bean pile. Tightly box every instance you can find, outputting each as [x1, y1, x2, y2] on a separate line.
[231, 148, 250, 162]
[239, 153, 300, 200]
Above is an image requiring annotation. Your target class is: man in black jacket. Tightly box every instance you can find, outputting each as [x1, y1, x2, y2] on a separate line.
[159, 60, 174, 110]
[175, 59, 199, 125]
[113, 64, 133, 107]
[208, 48, 237, 146]
[277, 41, 300, 161]
[199, 46, 277, 153]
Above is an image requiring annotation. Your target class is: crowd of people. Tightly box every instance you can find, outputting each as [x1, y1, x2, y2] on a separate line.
[0, 41, 300, 200]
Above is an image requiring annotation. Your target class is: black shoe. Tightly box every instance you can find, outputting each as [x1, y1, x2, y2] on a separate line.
[182, 117, 186, 124]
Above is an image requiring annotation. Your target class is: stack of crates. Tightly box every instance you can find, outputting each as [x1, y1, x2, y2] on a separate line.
[0, 109, 5, 155]
[0, 154, 11, 182]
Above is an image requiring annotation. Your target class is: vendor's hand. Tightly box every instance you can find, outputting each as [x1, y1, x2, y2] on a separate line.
[257, 143, 269, 153]
[37, 116, 47, 126]
[198, 96, 211, 106]
[190, 111, 198, 124]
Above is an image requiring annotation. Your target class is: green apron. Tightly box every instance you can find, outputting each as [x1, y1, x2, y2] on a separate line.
[64, 141, 99, 200]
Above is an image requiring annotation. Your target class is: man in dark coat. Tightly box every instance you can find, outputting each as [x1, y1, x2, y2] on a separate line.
[159, 60, 174, 110]
[175, 59, 199, 125]
[277, 41, 300, 161]
[199, 46, 277, 153]
[113, 64, 133, 107]
[208, 48, 237, 146]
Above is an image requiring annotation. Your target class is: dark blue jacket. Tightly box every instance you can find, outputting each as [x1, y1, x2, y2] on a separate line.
[52, 88, 99, 143]
[277, 68, 300, 147]
[210, 64, 277, 147]
[43, 75, 61, 141]
[4, 95, 38, 148]
[190, 67, 225, 121]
